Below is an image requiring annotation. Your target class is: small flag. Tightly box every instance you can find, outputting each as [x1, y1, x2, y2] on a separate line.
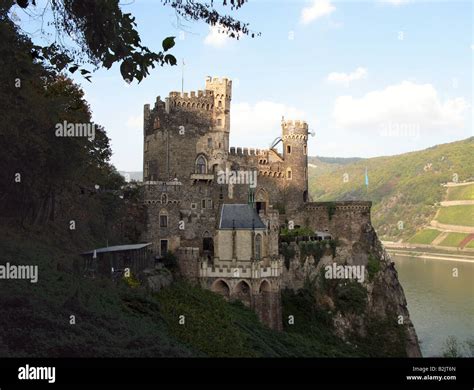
[365, 167, 369, 187]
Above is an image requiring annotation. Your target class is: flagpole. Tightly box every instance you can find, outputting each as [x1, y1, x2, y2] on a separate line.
[181, 58, 184, 94]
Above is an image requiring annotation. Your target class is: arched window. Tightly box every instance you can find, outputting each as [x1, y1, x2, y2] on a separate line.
[159, 210, 168, 228]
[255, 234, 262, 260]
[195, 155, 207, 174]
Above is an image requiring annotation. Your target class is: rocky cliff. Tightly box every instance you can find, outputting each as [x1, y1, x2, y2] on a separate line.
[281, 220, 422, 357]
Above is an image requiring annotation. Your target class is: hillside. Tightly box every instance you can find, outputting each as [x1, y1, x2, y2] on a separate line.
[308, 137, 474, 241]
[1, 224, 398, 357]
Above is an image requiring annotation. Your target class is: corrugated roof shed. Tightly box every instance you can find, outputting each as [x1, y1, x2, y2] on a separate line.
[81, 243, 152, 255]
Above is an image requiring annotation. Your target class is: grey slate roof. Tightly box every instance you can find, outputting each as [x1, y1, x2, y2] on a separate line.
[219, 204, 267, 230]
[81, 243, 152, 255]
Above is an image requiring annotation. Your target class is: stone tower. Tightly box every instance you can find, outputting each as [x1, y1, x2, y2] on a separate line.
[282, 120, 309, 209]
[205, 76, 232, 153]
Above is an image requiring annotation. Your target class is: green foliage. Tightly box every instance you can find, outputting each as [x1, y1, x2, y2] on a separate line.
[308, 137, 474, 240]
[327, 202, 336, 220]
[439, 232, 469, 247]
[280, 226, 314, 238]
[0, 226, 192, 357]
[437, 205, 474, 227]
[280, 242, 295, 269]
[5, 0, 258, 82]
[161, 251, 178, 270]
[123, 272, 140, 289]
[408, 229, 442, 245]
[441, 336, 474, 357]
[446, 184, 474, 201]
[155, 282, 363, 357]
[334, 281, 367, 313]
[442, 336, 462, 357]
[366, 254, 381, 281]
[354, 315, 409, 357]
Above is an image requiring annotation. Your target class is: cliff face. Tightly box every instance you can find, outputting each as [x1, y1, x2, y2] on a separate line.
[281, 220, 422, 357]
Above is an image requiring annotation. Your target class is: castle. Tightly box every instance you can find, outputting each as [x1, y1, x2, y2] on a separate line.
[143, 76, 372, 330]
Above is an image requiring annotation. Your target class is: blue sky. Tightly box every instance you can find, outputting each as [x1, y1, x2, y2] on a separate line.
[15, 0, 473, 171]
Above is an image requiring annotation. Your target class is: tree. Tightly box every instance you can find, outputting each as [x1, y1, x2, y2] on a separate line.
[3, 0, 258, 82]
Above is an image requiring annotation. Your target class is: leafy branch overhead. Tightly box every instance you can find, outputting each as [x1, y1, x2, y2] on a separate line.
[6, 0, 259, 83]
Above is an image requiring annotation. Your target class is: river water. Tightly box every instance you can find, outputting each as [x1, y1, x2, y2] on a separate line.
[392, 255, 474, 357]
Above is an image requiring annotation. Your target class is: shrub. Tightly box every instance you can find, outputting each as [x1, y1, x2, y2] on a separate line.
[367, 254, 381, 281]
[335, 281, 367, 313]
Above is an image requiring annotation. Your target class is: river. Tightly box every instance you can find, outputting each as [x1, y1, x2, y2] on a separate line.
[392, 255, 474, 357]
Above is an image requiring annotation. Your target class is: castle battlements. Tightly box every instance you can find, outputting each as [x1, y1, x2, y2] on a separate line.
[282, 119, 308, 129]
[199, 259, 282, 279]
[305, 201, 372, 212]
[205, 76, 232, 87]
[229, 147, 268, 156]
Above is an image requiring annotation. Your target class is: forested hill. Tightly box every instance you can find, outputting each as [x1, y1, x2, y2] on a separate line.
[308, 137, 474, 241]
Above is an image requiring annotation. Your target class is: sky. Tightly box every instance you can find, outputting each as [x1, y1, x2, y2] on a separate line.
[15, 0, 474, 171]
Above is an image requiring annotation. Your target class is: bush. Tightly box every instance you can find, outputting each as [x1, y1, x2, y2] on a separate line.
[161, 251, 178, 270]
[335, 281, 367, 313]
[367, 254, 381, 281]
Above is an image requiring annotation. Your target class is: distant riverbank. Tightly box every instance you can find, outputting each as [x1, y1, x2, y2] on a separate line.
[383, 242, 474, 263]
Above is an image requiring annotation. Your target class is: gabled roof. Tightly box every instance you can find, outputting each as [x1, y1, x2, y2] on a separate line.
[81, 243, 152, 256]
[219, 204, 267, 230]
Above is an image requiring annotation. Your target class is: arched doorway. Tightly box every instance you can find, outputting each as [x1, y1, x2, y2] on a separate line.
[202, 231, 214, 259]
[211, 279, 230, 299]
[255, 188, 269, 215]
[234, 280, 252, 307]
[258, 280, 272, 325]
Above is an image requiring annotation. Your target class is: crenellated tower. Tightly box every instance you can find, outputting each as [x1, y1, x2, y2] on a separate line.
[205, 76, 232, 153]
[282, 119, 309, 205]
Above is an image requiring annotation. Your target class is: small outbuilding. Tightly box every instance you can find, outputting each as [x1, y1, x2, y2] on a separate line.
[81, 243, 152, 278]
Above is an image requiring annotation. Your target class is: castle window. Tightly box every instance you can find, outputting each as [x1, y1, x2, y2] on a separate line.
[304, 145, 307, 155]
[144, 161, 149, 179]
[287, 145, 291, 154]
[161, 193, 168, 204]
[159, 214, 168, 228]
[255, 234, 262, 260]
[191, 203, 197, 209]
[201, 199, 206, 209]
[286, 168, 292, 180]
[144, 141, 149, 152]
[217, 118, 222, 126]
[304, 168, 307, 179]
[218, 101, 222, 108]
[208, 138, 213, 148]
[207, 199, 213, 209]
[195, 155, 207, 174]
[219, 187, 224, 200]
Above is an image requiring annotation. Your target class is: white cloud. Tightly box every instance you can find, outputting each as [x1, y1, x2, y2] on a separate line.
[379, 0, 410, 5]
[327, 67, 368, 85]
[204, 24, 241, 48]
[126, 115, 142, 130]
[301, 0, 336, 25]
[333, 81, 469, 131]
[231, 101, 307, 147]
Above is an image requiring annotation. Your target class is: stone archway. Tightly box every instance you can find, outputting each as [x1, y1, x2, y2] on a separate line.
[258, 279, 272, 326]
[255, 188, 269, 215]
[211, 279, 230, 299]
[234, 280, 252, 307]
